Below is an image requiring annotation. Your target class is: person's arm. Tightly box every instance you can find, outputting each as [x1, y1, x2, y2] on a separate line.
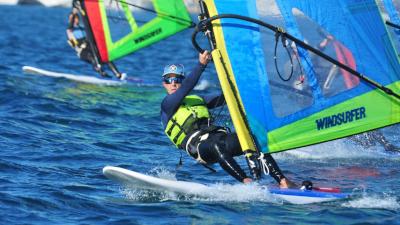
[204, 93, 225, 109]
[66, 14, 78, 47]
[318, 35, 334, 51]
[66, 30, 77, 47]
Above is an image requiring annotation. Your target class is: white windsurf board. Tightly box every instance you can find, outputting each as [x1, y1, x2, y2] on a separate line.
[103, 166, 350, 204]
[103, 166, 211, 195]
[22, 66, 125, 85]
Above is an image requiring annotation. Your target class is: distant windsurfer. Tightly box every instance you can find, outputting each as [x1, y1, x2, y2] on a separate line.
[316, 28, 359, 91]
[349, 130, 400, 152]
[66, 1, 126, 80]
[160, 51, 296, 188]
[317, 34, 339, 90]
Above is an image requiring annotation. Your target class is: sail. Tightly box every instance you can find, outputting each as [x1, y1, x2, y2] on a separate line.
[79, 0, 193, 63]
[200, 0, 400, 154]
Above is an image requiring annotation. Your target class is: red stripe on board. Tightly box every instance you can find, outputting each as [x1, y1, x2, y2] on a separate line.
[313, 187, 341, 193]
[84, 0, 109, 62]
[333, 41, 359, 89]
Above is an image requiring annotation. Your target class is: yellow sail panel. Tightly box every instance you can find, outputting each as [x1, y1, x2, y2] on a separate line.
[205, 0, 257, 154]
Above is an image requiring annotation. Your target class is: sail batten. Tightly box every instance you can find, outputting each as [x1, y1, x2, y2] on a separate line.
[202, 0, 400, 154]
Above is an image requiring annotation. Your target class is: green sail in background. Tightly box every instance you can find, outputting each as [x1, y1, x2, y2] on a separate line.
[81, 0, 193, 63]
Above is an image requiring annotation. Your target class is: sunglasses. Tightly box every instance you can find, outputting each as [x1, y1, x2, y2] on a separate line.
[163, 76, 184, 84]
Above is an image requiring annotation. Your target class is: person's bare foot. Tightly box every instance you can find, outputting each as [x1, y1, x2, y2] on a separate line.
[243, 178, 253, 184]
[279, 178, 297, 189]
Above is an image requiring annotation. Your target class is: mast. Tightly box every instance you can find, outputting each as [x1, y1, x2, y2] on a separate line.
[196, 0, 261, 179]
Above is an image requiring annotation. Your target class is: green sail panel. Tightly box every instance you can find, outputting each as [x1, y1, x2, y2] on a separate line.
[82, 0, 193, 63]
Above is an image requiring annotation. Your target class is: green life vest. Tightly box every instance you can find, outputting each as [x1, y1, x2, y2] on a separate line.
[165, 95, 210, 148]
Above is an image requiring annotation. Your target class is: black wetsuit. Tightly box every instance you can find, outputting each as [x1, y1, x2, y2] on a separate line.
[161, 63, 286, 183]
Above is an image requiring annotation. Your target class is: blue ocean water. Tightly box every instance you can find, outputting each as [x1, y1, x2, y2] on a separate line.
[0, 5, 400, 225]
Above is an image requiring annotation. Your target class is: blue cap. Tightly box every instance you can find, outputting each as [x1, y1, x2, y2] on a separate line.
[162, 64, 185, 77]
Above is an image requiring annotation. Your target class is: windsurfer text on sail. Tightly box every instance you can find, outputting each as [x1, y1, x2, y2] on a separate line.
[316, 107, 366, 130]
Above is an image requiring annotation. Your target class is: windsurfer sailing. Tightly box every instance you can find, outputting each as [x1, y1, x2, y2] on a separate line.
[66, 1, 126, 80]
[160, 51, 296, 188]
[350, 130, 400, 152]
